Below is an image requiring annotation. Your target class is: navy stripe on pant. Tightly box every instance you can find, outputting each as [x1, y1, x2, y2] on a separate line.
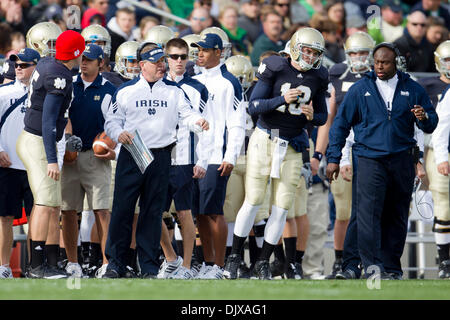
[105, 146, 171, 275]
[356, 150, 415, 276]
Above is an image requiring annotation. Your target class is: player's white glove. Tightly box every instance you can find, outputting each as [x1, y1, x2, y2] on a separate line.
[65, 133, 83, 152]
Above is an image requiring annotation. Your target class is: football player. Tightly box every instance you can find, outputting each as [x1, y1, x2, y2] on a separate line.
[182, 34, 202, 76]
[0, 48, 40, 278]
[102, 41, 140, 87]
[81, 24, 112, 72]
[426, 40, 450, 279]
[199, 27, 233, 62]
[26, 22, 62, 57]
[223, 55, 269, 279]
[143, 25, 175, 49]
[16, 30, 85, 279]
[224, 28, 328, 280]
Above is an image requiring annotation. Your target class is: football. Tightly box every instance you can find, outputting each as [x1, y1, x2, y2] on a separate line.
[63, 150, 77, 163]
[93, 132, 116, 155]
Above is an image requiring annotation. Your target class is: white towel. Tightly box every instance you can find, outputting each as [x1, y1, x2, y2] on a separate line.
[270, 137, 289, 179]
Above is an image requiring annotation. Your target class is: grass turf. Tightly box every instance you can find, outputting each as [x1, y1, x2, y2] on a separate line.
[0, 279, 448, 300]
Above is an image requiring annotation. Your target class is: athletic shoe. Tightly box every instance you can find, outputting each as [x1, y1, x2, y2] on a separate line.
[66, 262, 83, 278]
[335, 269, 358, 280]
[326, 258, 343, 279]
[169, 266, 194, 279]
[157, 256, 183, 279]
[201, 264, 224, 280]
[102, 268, 121, 279]
[254, 260, 272, 280]
[0, 265, 13, 279]
[85, 264, 99, 278]
[190, 262, 202, 278]
[124, 265, 138, 278]
[389, 273, 403, 280]
[43, 265, 68, 279]
[195, 263, 212, 279]
[28, 265, 45, 278]
[57, 258, 68, 271]
[285, 263, 302, 279]
[223, 254, 241, 280]
[294, 262, 303, 279]
[237, 261, 251, 279]
[269, 258, 285, 279]
[141, 273, 157, 279]
[95, 264, 109, 279]
[438, 260, 450, 279]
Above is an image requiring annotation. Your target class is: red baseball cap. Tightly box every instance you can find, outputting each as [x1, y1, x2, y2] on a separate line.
[55, 30, 86, 61]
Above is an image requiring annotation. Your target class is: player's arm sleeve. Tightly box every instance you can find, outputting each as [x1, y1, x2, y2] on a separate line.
[340, 129, 354, 167]
[104, 91, 126, 144]
[326, 87, 358, 164]
[431, 98, 450, 165]
[415, 88, 439, 133]
[247, 80, 285, 117]
[56, 134, 66, 170]
[42, 93, 64, 164]
[223, 84, 245, 166]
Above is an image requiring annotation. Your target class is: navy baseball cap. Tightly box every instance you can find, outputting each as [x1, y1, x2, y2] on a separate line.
[9, 48, 41, 64]
[140, 46, 166, 62]
[83, 44, 104, 60]
[191, 33, 223, 50]
[383, 0, 402, 13]
[1, 59, 16, 80]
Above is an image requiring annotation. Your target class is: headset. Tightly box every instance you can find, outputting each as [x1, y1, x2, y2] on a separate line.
[373, 42, 407, 71]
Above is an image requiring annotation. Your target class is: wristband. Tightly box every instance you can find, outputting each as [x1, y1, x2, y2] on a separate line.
[312, 151, 323, 161]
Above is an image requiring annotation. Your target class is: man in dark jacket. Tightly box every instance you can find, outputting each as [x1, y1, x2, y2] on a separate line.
[394, 10, 435, 72]
[326, 43, 438, 280]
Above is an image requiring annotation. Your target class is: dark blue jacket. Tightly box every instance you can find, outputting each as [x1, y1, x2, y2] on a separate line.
[327, 70, 438, 163]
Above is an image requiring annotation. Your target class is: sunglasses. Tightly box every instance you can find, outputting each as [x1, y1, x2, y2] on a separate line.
[168, 54, 188, 60]
[411, 22, 426, 27]
[199, 1, 211, 6]
[192, 16, 207, 22]
[15, 63, 35, 69]
[276, 3, 290, 7]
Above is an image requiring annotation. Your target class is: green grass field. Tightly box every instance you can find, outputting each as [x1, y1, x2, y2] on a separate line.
[0, 279, 449, 300]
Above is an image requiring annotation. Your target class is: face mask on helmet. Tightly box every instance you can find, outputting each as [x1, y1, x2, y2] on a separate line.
[346, 50, 371, 72]
[118, 57, 140, 79]
[293, 44, 323, 71]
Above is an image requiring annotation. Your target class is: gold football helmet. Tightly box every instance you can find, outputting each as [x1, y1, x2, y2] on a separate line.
[182, 34, 201, 62]
[115, 41, 140, 80]
[200, 27, 232, 59]
[81, 24, 112, 57]
[344, 31, 375, 72]
[225, 55, 254, 90]
[144, 25, 175, 48]
[289, 28, 325, 71]
[26, 22, 62, 57]
[434, 40, 450, 78]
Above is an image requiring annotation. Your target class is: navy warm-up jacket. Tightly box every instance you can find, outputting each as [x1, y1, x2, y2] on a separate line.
[327, 70, 439, 164]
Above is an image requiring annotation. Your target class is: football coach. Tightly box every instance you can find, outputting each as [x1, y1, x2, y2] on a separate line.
[103, 42, 209, 278]
[326, 42, 438, 280]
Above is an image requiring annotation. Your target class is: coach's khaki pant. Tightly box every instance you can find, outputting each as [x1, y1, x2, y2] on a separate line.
[302, 183, 329, 276]
[426, 148, 450, 226]
[16, 130, 61, 207]
[224, 155, 270, 224]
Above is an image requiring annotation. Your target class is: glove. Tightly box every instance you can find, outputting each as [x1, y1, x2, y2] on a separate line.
[317, 157, 330, 189]
[65, 133, 83, 152]
[301, 162, 313, 189]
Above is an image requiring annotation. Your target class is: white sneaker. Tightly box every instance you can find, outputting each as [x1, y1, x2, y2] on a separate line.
[308, 272, 326, 280]
[157, 256, 183, 279]
[195, 263, 212, 279]
[0, 265, 13, 278]
[66, 262, 83, 278]
[200, 264, 224, 280]
[95, 264, 108, 279]
[169, 266, 194, 279]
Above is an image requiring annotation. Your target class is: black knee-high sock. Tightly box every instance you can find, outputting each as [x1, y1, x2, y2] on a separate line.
[283, 237, 297, 265]
[273, 243, 285, 262]
[335, 249, 343, 261]
[225, 246, 232, 261]
[248, 236, 259, 266]
[31, 241, 45, 268]
[259, 241, 276, 262]
[437, 244, 450, 263]
[231, 234, 247, 256]
[194, 244, 204, 263]
[295, 250, 305, 264]
[45, 244, 59, 267]
[89, 242, 101, 266]
[81, 241, 90, 264]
